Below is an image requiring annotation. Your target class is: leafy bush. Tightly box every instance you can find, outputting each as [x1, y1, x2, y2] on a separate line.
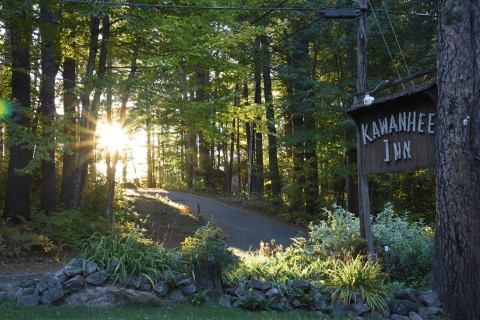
[328, 255, 387, 311]
[0, 223, 56, 257]
[372, 204, 433, 285]
[181, 222, 235, 267]
[83, 232, 185, 284]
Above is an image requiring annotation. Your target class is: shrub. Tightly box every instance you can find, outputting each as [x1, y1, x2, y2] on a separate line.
[328, 255, 387, 311]
[373, 204, 433, 285]
[181, 222, 235, 267]
[83, 232, 185, 285]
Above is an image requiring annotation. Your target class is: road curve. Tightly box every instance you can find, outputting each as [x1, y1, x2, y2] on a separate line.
[138, 189, 302, 253]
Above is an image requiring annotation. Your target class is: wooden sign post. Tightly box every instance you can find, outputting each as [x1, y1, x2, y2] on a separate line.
[347, 83, 437, 253]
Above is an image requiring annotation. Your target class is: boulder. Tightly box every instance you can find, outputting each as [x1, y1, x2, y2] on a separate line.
[0, 291, 9, 302]
[351, 302, 371, 317]
[313, 291, 326, 310]
[391, 314, 410, 320]
[85, 270, 108, 286]
[65, 286, 161, 307]
[106, 260, 119, 274]
[35, 275, 64, 305]
[265, 288, 281, 299]
[252, 290, 265, 304]
[83, 261, 98, 277]
[63, 266, 83, 278]
[394, 289, 418, 302]
[331, 301, 348, 318]
[127, 276, 142, 290]
[218, 294, 231, 308]
[169, 289, 188, 303]
[389, 299, 419, 316]
[418, 290, 440, 308]
[292, 279, 311, 291]
[65, 258, 84, 268]
[63, 275, 85, 291]
[233, 284, 246, 297]
[181, 284, 197, 296]
[153, 281, 169, 297]
[249, 279, 270, 291]
[140, 276, 152, 291]
[409, 311, 424, 320]
[271, 297, 292, 311]
[290, 298, 302, 308]
[14, 287, 35, 298]
[418, 307, 442, 317]
[16, 294, 39, 306]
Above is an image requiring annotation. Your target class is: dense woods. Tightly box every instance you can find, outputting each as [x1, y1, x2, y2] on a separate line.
[0, 0, 438, 223]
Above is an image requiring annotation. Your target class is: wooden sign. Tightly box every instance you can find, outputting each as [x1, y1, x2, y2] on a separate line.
[347, 83, 437, 174]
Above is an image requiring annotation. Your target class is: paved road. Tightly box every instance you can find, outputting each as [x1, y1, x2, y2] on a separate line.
[138, 189, 301, 253]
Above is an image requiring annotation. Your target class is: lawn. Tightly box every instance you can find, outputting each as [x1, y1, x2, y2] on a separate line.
[0, 303, 324, 320]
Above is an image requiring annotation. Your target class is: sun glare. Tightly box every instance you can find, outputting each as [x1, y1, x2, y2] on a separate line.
[99, 122, 129, 154]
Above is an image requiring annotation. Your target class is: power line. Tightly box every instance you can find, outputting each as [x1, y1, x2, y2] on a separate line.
[63, 0, 329, 12]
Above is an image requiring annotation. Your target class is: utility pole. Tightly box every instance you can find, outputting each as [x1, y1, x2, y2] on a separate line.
[355, 0, 374, 254]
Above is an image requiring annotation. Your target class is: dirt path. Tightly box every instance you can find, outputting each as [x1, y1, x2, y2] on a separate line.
[137, 189, 302, 253]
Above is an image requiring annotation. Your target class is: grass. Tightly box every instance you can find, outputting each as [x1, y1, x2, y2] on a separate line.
[0, 303, 323, 320]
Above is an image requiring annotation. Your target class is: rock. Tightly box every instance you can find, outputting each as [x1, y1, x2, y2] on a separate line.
[181, 284, 197, 296]
[170, 289, 188, 303]
[85, 270, 108, 286]
[63, 275, 85, 291]
[370, 311, 386, 319]
[218, 294, 231, 308]
[394, 289, 417, 301]
[252, 290, 266, 304]
[418, 307, 442, 317]
[140, 276, 152, 291]
[409, 311, 424, 320]
[35, 275, 64, 305]
[418, 290, 440, 308]
[391, 314, 410, 320]
[127, 276, 142, 289]
[331, 301, 348, 318]
[83, 261, 98, 277]
[64, 285, 161, 307]
[389, 299, 419, 316]
[271, 297, 292, 311]
[16, 294, 39, 306]
[65, 258, 84, 268]
[313, 292, 326, 310]
[249, 279, 270, 291]
[0, 291, 9, 302]
[234, 284, 246, 297]
[63, 266, 83, 278]
[292, 279, 311, 291]
[106, 260, 119, 274]
[351, 302, 371, 317]
[290, 298, 302, 308]
[153, 281, 169, 297]
[14, 287, 35, 298]
[265, 288, 281, 299]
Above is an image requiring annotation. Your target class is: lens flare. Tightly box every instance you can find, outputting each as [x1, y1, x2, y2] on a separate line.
[98, 122, 129, 155]
[0, 99, 14, 120]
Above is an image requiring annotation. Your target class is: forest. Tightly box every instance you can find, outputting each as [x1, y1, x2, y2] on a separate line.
[1, 1, 479, 320]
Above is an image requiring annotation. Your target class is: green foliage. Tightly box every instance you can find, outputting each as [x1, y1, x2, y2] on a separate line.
[181, 222, 235, 267]
[83, 232, 185, 285]
[0, 223, 56, 257]
[328, 255, 388, 311]
[373, 204, 434, 285]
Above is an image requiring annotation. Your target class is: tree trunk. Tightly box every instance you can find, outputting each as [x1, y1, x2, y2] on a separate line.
[433, 1, 480, 319]
[4, 3, 34, 220]
[253, 36, 264, 198]
[261, 35, 281, 201]
[146, 119, 154, 188]
[39, 0, 61, 213]
[195, 69, 211, 188]
[68, 15, 100, 209]
[192, 259, 223, 301]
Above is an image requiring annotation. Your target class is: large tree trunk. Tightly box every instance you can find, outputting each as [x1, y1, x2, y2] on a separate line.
[68, 15, 100, 209]
[4, 2, 34, 220]
[253, 36, 264, 198]
[146, 119, 155, 188]
[60, 57, 77, 207]
[433, 1, 480, 319]
[195, 69, 211, 189]
[261, 35, 281, 201]
[39, 0, 61, 213]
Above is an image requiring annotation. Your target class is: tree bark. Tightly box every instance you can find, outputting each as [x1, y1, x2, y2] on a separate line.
[3, 2, 34, 220]
[261, 35, 281, 201]
[253, 36, 264, 198]
[433, 1, 480, 319]
[146, 119, 154, 188]
[39, 0, 61, 213]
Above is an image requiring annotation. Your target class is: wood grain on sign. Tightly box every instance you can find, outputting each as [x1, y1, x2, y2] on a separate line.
[347, 83, 437, 174]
